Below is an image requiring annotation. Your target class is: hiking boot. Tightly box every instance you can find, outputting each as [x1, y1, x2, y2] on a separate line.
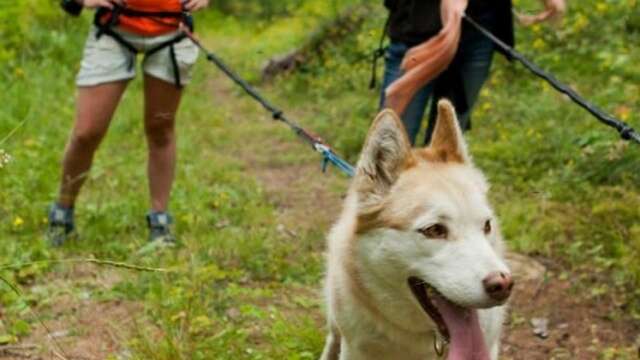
[146, 211, 177, 247]
[46, 203, 75, 246]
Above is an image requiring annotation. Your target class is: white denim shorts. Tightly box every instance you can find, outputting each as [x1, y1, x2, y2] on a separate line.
[76, 26, 199, 87]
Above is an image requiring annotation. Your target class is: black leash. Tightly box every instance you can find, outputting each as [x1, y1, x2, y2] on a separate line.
[182, 30, 356, 177]
[369, 14, 391, 89]
[463, 14, 640, 145]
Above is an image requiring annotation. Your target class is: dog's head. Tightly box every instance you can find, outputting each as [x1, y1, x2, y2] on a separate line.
[352, 100, 512, 348]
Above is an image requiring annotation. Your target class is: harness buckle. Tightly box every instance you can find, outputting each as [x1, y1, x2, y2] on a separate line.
[314, 143, 331, 173]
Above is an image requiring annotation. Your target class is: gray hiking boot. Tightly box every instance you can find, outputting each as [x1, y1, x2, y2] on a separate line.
[146, 211, 177, 247]
[46, 203, 75, 246]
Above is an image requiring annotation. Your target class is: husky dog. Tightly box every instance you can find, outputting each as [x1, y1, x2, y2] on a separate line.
[320, 100, 513, 360]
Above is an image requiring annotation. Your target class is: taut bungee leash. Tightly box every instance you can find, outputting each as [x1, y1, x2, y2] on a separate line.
[463, 14, 640, 145]
[182, 29, 356, 177]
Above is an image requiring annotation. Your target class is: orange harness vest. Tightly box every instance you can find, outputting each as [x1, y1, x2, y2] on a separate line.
[107, 0, 183, 35]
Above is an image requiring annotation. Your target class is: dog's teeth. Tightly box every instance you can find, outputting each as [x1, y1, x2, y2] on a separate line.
[434, 331, 449, 356]
[436, 331, 449, 345]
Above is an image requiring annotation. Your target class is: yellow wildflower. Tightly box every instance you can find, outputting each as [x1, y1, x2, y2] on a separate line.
[14, 67, 24, 78]
[573, 14, 589, 33]
[615, 106, 631, 121]
[24, 138, 37, 147]
[13, 216, 24, 227]
[596, 3, 608, 13]
[533, 38, 546, 50]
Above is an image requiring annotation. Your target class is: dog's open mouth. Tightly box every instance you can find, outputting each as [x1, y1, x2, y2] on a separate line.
[408, 277, 451, 342]
[407, 277, 491, 360]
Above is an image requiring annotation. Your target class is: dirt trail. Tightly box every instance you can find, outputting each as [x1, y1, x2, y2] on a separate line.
[217, 78, 640, 358]
[3, 265, 139, 360]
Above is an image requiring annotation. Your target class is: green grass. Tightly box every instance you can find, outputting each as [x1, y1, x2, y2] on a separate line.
[1, 0, 639, 358]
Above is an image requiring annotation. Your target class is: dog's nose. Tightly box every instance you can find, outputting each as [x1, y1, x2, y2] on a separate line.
[483, 271, 514, 302]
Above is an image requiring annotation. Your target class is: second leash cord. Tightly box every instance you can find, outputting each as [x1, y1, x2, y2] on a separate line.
[463, 14, 640, 145]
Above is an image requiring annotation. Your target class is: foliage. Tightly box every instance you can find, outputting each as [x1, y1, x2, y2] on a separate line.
[0, 0, 72, 66]
[0, 0, 638, 358]
[214, 0, 306, 19]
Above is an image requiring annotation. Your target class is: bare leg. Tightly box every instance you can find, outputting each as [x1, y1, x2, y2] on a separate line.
[58, 81, 129, 207]
[143, 75, 183, 212]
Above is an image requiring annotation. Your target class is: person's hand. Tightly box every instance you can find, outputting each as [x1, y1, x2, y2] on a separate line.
[517, 0, 566, 26]
[544, 0, 567, 17]
[385, 0, 468, 116]
[182, 0, 210, 12]
[80, 0, 124, 9]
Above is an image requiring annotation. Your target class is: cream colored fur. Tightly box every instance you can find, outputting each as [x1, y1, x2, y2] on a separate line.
[320, 100, 510, 360]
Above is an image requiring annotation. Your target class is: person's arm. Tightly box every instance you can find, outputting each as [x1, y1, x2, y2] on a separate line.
[182, 0, 210, 12]
[60, 0, 124, 16]
[518, 0, 566, 26]
[384, 0, 468, 116]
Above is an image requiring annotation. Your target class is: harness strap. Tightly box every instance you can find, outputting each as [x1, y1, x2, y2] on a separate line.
[146, 33, 187, 88]
[94, 7, 120, 39]
[98, 26, 138, 71]
[116, 8, 185, 19]
[93, 6, 190, 88]
[169, 44, 182, 88]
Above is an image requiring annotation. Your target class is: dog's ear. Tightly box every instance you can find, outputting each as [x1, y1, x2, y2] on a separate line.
[427, 99, 470, 163]
[354, 109, 413, 209]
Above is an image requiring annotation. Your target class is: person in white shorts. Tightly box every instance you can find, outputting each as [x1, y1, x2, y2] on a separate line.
[49, 0, 208, 248]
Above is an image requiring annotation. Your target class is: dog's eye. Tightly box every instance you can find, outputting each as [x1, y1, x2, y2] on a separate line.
[419, 224, 448, 239]
[484, 219, 492, 234]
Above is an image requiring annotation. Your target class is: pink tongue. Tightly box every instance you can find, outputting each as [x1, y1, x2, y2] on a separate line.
[433, 298, 491, 360]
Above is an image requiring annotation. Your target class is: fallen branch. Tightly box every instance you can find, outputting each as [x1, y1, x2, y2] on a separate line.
[0, 344, 38, 352]
[0, 344, 38, 359]
[0, 258, 174, 273]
